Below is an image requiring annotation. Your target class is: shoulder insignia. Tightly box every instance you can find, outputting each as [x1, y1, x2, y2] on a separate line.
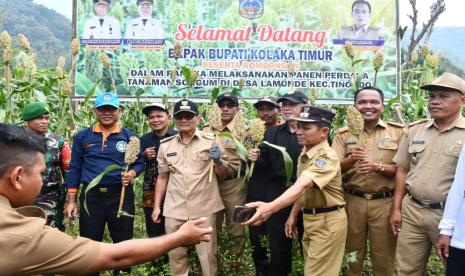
[202, 132, 214, 140]
[337, 127, 349, 134]
[408, 119, 429, 128]
[160, 135, 176, 143]
[387, 122, 405, 128]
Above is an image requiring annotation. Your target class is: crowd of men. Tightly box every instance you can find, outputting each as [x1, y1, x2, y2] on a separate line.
[0, 72, 465, 276]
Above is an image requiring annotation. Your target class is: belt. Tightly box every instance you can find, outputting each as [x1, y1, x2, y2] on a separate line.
[344, 188, 394, 200]
[408, 192, 445, 209]
[303, 205, 344, 215]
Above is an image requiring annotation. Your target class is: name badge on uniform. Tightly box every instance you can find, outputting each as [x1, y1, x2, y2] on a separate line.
[345, 141, 357, 145]
[411, 140, 425, 144]
[315, 159, 327, 169]
[167, 152, 177, 157]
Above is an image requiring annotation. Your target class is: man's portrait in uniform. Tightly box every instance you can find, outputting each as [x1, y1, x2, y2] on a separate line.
[82, 0, 121, 39]
[125, 0, 165, 40]
[337, 0, 383, 41]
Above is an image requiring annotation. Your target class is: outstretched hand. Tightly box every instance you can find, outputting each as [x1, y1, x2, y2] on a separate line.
[177, 217, 213, 247]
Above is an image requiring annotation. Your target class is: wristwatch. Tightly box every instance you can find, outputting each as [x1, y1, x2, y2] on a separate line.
[378, 163, 385, 172]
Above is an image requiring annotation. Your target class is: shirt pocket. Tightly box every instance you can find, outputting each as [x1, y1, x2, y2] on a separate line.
[378, 140, 399, 163]
[408, 143, 426, 166]
[192, 147, 211, 172]
[444, 143, 463, 173]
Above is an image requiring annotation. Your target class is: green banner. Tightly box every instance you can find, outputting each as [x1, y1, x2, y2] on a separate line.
[76, 0, 397, 100]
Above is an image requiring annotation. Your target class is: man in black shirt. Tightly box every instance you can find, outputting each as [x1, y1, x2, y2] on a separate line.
[248, 91, 307, 276]
[140, 103, 177, 237]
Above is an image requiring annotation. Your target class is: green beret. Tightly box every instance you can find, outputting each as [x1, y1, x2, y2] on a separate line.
[21, 102, 49, 121]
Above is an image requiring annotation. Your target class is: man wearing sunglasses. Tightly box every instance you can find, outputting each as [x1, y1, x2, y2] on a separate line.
[65, 92, 144, 276]
[152, 99, 228, 276]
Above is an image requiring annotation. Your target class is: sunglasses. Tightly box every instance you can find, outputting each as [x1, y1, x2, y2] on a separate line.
[174, 113, 195, 120]
[218, 102, 237, 108]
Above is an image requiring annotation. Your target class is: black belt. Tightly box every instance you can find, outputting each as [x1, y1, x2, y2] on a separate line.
[303, 205, 344, 215]
[344, 188, 394, 200]
[408, 192, 445, 209]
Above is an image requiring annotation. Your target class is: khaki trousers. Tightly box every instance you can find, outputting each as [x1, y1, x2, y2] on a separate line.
[302, 208, 347, 276]
[165, 214, 218, 276]
[344, 193, 396, 276]
[217, 178, 247, 255]
[396, 195, 444, 276]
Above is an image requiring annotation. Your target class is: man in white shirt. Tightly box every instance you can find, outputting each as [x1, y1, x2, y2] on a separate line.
[82, 0, 121, 39]
[125, 0, 164, 40]
[436, 145, 465, 276]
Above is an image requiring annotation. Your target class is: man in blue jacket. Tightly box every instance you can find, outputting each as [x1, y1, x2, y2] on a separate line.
[65, 92, 144, 276]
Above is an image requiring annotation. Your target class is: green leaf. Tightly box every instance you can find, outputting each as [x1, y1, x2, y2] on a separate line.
[263, 141, 293, 184]
[83, 164, 123, 216]
[216, 131, 250, 180]
[83, 78, 104, 105]
[181, 65, 191, 84]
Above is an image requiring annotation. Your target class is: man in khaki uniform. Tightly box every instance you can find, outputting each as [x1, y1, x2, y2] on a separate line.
[246, 106, 347, 276]
[389, 73, 465, 276]
[337, 0, 383, 41]
[204, 92, 247, 257]
[332, 87, 405, 275]
[0, 124, 212, 275]
[152, 99, 228, 276]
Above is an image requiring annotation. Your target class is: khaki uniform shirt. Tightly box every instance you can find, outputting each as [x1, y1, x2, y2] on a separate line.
[203, 119, 242, 177]
[0, 195, 100, 275]
[158, 129, 224, 220]
[298, 141, 345, 209]
[394, 116, 465, 202]
[337, 25, 383, 40]
[332, 120, 406, 193]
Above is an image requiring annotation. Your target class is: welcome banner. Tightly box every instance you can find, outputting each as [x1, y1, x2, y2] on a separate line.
[75, 0, 397, 100]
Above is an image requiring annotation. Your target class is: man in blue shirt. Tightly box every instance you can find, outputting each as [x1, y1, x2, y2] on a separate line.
[65, 92, 143, 276]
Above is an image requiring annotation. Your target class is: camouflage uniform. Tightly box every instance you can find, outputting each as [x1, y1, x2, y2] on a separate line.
[33, 132, 71, 231]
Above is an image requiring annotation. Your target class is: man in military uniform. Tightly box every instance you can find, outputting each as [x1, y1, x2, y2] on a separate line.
[21, 101, 71, 231]
[247, 91, 307, 276]
[246, 106, 347, 276]
[152, 99, 228, 276]
[254, 95, 281, 131]
[0, 123, 213, 275]
[125, 0, 164, 40]
[82, 0, 121, 39]
[65, 92, 144, 276]
[389, 73, 465, 276]
[337, 0, 383, 41]
[141, 103, 177, 238]
[332, 87, 406, 275]
[204, 92, 247, 257]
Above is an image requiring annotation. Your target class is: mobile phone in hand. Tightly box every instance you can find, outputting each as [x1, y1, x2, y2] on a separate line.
[233, 205, 256, 222]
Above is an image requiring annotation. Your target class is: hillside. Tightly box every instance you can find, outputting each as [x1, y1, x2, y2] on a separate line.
[402, 26, 465, 75]
[0, 0, 72, 68]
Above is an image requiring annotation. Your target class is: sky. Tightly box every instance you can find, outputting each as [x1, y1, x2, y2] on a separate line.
[33, 0, 464, 27]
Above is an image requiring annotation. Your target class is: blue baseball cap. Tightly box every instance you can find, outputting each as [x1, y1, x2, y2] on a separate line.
[95, 92, 120, 108]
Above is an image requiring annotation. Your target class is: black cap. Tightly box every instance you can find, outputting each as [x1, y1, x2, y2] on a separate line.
[294, 105, 335, 125]
[137, 0, 153, 4]
[216, 92, 239, 106]
[173, 99, 198, 116]
[253, 95, 280, 109]
[277, 91, 308, 104]
[93, 0, 111, 4]
[142, 103, 169, 116]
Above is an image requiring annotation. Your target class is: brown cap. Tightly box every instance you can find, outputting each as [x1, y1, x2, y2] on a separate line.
[420, 72, 465, 95]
